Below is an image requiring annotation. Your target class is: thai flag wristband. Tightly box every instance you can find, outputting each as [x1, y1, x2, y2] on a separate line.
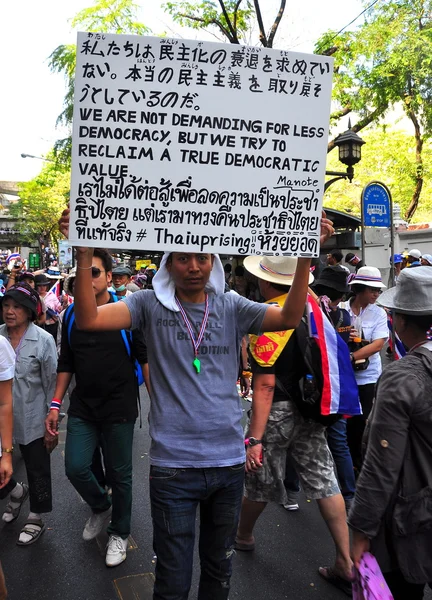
[50, 399, 62, 412]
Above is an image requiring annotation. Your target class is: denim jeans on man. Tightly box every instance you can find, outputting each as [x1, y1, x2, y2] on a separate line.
[327, 418, 356, 501]
[150, 464, 245, 600]
[65, 416, 135, 538]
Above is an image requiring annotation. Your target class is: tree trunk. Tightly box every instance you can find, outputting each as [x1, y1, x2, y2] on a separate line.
[404, 109, 424, 222]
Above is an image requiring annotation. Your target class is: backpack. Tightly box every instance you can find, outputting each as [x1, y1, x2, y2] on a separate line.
[282, 298, 361, 426]
[63, 294, 145, 387]
[280, 319, 342, 426]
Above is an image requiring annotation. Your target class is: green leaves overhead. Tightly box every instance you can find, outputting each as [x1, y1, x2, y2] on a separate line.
[11, 159, 70, 245]
[163, 1, 254, 44]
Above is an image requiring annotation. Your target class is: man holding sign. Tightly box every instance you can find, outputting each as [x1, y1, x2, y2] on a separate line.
[59, 210, 333, 599]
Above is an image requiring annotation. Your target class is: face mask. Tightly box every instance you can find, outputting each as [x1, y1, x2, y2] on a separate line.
[113, 284, 126, 292]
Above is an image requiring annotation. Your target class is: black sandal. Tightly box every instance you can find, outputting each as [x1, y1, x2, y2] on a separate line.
[16, 519, 46, 546]
[318, 566, 352, 597]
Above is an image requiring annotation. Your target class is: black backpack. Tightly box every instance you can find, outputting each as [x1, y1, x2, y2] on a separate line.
[276, 317, 341, 426]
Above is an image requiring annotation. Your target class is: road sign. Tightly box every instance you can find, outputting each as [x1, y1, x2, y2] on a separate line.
[362, 182, 391, 227]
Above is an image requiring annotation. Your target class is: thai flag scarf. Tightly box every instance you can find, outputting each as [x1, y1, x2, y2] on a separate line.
[306, 294, 361, 416]
[387, 314, 406, 360]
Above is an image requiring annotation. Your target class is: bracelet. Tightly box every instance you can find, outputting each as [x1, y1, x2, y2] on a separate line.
[77, 265, 93, 270]
[1, 447, 13, 454]
[50, 399, 62, 411]
[242, 370, 252, 378]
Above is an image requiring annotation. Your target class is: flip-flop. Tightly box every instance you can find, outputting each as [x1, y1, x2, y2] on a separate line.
[318, 566, 352, 597]
[16, 519, 46, 546]
[234, 538, 255, 551]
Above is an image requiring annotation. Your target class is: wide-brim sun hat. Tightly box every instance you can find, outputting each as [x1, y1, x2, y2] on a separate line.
[378, 266, 432, 315]
[348, 266, 386, 289]
[243, 255, 314, 286]
[313, 265, 349, 293]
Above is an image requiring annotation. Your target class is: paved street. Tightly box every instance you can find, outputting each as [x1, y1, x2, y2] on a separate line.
[1, 388, 430, 600]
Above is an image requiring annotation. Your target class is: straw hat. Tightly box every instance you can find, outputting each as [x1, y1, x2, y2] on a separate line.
[243, 255, 314, 286]
[348, 266, 386, 289]
[378, 266, 432, 315]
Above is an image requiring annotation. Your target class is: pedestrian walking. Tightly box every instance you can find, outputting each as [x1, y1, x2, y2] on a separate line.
[350, 266, 432, 599]
[45, 248, 147, 567]
[0, 284, 57, 545]
[60, 204, 334, 600]
[340, 266, 388, 472]
[235, 256, 355, 597]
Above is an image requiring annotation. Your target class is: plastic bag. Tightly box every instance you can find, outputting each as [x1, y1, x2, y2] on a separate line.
[353, 553, 394, 600]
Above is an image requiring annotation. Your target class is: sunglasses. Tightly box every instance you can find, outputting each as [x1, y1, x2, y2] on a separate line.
[91, 267, 105, 278]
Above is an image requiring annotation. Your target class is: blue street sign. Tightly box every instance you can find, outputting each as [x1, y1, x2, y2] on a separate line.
[362, 183, 391, 227]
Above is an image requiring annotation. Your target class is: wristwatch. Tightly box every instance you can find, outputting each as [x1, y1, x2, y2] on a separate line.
[247, 437, 262, 446]
[1, 447, 13, 454]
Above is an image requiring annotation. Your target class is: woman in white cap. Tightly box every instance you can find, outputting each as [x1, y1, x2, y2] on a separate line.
[340, 266, 388, 473]
[350, 266, 432, 599]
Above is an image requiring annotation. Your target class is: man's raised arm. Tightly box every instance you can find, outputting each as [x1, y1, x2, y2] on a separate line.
[74, 248, 132, 331]
[60, 209, 132, 332]
[261, 213, 334, 332]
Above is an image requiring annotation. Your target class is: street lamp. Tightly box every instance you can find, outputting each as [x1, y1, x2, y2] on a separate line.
[21, 153, 55, 162]
[324, 120, 365, 191]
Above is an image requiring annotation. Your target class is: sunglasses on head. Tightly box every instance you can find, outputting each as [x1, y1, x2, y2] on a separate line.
[91, 267, 105, 278]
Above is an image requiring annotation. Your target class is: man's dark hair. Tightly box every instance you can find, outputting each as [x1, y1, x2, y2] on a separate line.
[313, 284, 344, 302]
[398, 313, 432, 333]
[345, 252, 355, 264]
[94, 248, 113, 273]
[330, 249, 343, 263]
[350, 284, 369, 295]
[234, 265, 244, 277]
[270, 282, 291, 293]
[224, 263, 232, 273]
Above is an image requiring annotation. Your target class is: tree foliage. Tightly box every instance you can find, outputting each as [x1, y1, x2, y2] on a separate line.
[324, 127, 432, 223]
[317, 0, 432, 220]
[11, 160, 70, 246]
[49, 0, 150, 164]
[163, 0, 286, 47]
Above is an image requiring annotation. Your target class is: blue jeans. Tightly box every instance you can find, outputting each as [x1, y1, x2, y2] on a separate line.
[65, 416, 135, 538]
[327, 419, 356, 501]
[150, 464, 245, 600]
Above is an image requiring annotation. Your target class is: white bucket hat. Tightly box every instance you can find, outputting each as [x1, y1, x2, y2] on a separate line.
[378, 266, 432, 315]
[348, 266, 386, 289]
[243, 255, 314, 286]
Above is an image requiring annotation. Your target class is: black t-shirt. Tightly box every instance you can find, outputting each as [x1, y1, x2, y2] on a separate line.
[249, 332, 304, 403]
[57, 295, 147, 422]
[326, 305, 351, 344]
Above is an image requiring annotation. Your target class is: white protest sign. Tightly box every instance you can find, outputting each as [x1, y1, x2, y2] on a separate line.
[70, 32, 333, 257]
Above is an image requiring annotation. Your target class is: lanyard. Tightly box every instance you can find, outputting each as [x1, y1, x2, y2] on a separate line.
[175, 294, 209, 374]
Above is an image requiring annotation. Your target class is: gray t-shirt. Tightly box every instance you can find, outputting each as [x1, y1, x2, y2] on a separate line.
[125, 290, 267, 468]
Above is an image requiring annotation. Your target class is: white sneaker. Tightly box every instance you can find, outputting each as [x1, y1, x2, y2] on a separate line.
[106, 534, 128, 567]
[82, 506, 112, 541]
[282, 502, 299, 511]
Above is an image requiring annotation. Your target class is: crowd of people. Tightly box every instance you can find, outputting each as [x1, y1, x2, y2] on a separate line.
[1, 220, 432, 600]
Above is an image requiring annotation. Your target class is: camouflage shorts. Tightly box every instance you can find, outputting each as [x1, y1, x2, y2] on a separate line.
[244, 400, 340, 503]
